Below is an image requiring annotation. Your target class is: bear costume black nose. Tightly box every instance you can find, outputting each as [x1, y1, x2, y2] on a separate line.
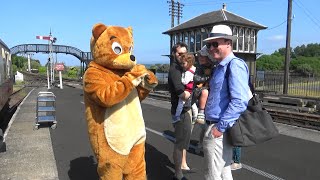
[130, 55, 135, 61]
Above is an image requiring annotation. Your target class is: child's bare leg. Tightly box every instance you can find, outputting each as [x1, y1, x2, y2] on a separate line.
[174, 91, 191, 123]
[198, 89, 209, 110]
[173, 98, 185, 123]
[174, 90, 190, 124]
[184, 91, 190, 99]
[191, 103, 198, 126]
[196, 89, 209, 124]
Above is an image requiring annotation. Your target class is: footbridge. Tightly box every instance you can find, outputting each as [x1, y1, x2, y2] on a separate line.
[10, 44, 92, 75]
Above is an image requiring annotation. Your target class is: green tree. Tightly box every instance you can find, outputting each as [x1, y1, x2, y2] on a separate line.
[31, 60, 41, 69]
[38, 66, 47, 74]
[157, 64, 170, 73]
[293, 43, 320, 57]
[293, 44, 306, 57]
[12, 64, 18, 74]
[11, 55, 27, 71]
[147, 64, 170, 73]
[290, 56, 320, 75]
[67, 69, 78, 78]
[296, 64, 313, 75]
[149, 65, 158, 70]
[274, 47, 286, 56]
[258, 43, 320, 74]
[272, 47, 293, 57]
[256, 54, 284, 71]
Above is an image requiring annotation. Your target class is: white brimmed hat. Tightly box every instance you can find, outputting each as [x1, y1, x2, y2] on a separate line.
[203, 24, 237, 42]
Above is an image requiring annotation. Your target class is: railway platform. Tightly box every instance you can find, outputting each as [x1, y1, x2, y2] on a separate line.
[0, 87, 58, 180]
[1, 84, 320, 180]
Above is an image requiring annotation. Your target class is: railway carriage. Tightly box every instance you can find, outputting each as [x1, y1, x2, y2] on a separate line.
[0, 38, 13, 119]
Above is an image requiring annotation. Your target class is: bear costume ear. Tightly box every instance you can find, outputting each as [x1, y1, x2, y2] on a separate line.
[127, 26, 133, 35]
[92, 23, 107, 40]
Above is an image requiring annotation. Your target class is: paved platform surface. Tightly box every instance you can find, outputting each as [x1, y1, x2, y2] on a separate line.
[0, 87, 58, 180]
[1, 84, 320, 180]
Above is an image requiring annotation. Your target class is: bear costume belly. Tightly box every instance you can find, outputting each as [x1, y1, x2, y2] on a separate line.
[104, 89, 146, 155]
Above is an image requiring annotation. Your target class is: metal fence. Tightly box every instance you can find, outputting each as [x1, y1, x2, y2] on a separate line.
[155, 71, 320, 98]
[156, 73, 168, 84]
[255, 71, 320, 97]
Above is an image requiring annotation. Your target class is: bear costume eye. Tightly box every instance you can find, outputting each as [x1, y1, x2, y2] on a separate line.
[129, 46, 133, 53]
[112, 42, 122, 54]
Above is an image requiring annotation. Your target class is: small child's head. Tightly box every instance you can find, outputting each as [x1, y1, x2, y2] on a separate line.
[197, 46, 211, 65]
[180, 53, 195, 71]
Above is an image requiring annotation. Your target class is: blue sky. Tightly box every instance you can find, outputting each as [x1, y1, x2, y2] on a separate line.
[1, 0, 320, 66]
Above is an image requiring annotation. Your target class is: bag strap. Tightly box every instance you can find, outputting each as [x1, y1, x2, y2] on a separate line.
[226, 59, 255, 93]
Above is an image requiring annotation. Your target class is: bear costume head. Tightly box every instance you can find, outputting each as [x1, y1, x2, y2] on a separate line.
[90, 24, 136, 70]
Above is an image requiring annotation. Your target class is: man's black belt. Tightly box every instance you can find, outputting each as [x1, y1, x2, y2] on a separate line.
[206, 120, 218, 125]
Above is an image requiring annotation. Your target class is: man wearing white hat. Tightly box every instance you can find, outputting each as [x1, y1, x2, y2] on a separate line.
[202, 24, 251, 179]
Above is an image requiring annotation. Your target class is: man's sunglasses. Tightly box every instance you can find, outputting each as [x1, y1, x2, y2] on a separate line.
[177, 52, 186, 56]
[206, 42, 219, 49]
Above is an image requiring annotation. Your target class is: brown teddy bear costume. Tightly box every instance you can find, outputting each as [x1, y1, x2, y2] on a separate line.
[83, 23, 158, 180]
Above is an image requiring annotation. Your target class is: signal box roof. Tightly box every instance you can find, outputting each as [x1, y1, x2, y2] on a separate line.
[163, 9, 267, 34]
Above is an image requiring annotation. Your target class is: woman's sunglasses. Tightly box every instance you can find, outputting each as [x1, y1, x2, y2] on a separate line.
[206, 42, 219, 49]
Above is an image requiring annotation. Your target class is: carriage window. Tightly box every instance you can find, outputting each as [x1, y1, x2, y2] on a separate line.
[171, 35, 175, 48]
[176, 34, 180, 43]
[2, 48, 5, 59]
[3, 53, 7, 79]
[244, 28, 250, 52]
[250, 30, 255, 52]
[189, 31, 195, 53]
[232, 27, 238, 51]
[0, 49, 3, 83]
[175, 34, 179, 44]
[6, 53, 11, 78]
[201, 29, 209, 48]
[184, 32, 189, 47]
[239, 28, 244, 52]
[195, 30, 201, 52]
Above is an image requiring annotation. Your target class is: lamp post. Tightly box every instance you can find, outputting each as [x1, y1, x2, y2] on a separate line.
[283, 0, 292, 94]
[27, 53, 32, 72]
[36, 32, 57, 89]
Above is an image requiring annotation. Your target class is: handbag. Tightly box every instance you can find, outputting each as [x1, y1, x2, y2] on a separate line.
[226, 59, 279, 147]
[228, 94, 279, 147]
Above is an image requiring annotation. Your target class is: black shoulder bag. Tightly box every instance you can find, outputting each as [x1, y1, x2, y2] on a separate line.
[226, 60, 279, 147]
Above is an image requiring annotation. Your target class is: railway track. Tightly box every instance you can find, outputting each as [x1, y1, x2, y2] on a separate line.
[0, 87, 32, 132]
[21, 71, 82, 87]
[149, 92, 320, 131]
[20, 72, 320, 131]
[266, 108, 320, 131]
[0, 70, 80, 133]
[21, 72, 51, 87]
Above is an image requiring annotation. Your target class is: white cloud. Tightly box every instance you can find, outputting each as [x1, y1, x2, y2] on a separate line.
[267, 35, 286, 41]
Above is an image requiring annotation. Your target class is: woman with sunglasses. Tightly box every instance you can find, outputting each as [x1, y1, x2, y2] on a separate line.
[168, 42, 194, 180]
[173, 53, 198, 125]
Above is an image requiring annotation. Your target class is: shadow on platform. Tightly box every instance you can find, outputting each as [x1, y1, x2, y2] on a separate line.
[163, 129, 204, 157]
[68, 156, 99, 180]
[67, 144, 175, 180]
[146, 143, 174, 179]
